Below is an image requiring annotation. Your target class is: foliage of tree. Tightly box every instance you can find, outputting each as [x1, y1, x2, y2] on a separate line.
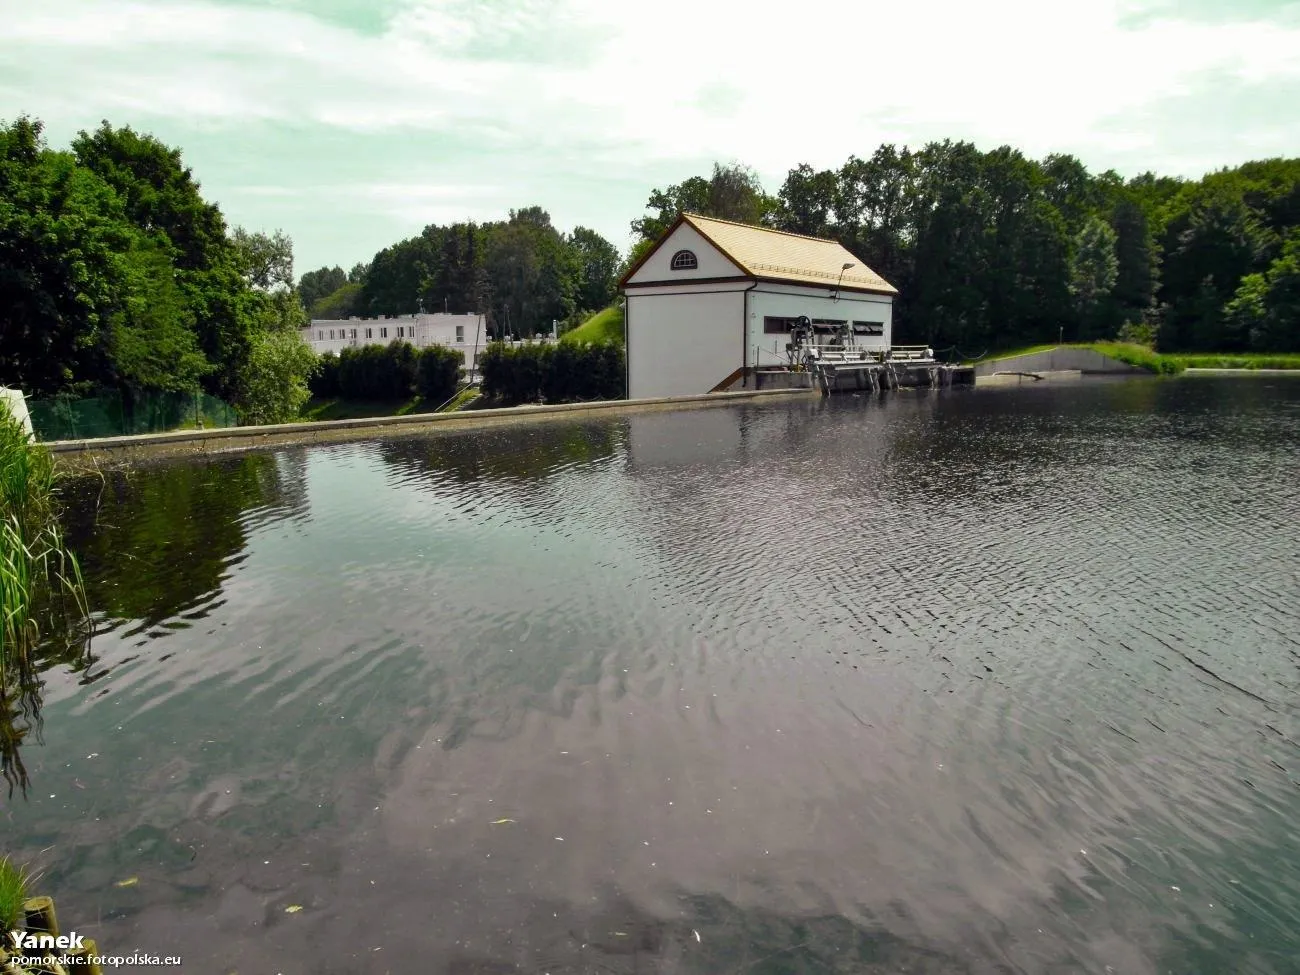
[354, 210, 618, 339]
[1070, 216, 1120, 339]
[709, 145, 1300, 354]
[299, 265, 348, 309]
[1224, 231, 1300, 352]
[309, 281, 363, 320]
[1, 117, 141, 395]
[631, 162, 778, 241]
[569, 226, 621, 312]
[238, 329, 317, 424]
[106, 236, 212, 392]
[0, 115, 325, 421]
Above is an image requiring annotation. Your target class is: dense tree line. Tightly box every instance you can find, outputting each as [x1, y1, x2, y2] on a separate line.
[298, 207, 621, 339]
[0, 116, 317, 421]
[8, 109, 1292, 426]
[634, 154, 1300, 354]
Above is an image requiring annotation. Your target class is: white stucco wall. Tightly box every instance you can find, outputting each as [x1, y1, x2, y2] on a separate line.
[746, 286, 893, 367]
[627, 288, 746, 399]
[625, 223, 743, 285]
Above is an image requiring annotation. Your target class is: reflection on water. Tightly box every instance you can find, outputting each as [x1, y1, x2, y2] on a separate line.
[7, 377, 1300, 974]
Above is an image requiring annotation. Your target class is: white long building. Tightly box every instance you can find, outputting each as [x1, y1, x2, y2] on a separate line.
[300, 312, 489, 371]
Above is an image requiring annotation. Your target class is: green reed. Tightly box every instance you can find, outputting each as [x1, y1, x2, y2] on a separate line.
[0, 403, 87, 706]
[0, 855, 28, 931]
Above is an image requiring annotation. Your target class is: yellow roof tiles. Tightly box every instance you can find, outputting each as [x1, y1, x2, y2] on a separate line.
[681, 214, 897, 294]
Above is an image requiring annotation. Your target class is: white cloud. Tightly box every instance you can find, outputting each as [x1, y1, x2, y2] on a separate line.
[3, 0, 1298, 266]
[5, 0, 1298, 170]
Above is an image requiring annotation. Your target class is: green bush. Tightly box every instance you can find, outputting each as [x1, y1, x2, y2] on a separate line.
[417, 345, 464, 403]
[236, 331, 318, 424]
[481, 341, 625, 405]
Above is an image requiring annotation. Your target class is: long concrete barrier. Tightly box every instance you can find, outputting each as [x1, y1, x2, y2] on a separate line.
[972, 347, 1145, 377]
[48, 387, 817, 465]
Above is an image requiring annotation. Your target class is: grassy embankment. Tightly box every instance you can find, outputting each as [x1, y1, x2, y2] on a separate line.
[299, 387, 481, 421]
[561, 305, 624, 345]
[973, 342, 1300, 374]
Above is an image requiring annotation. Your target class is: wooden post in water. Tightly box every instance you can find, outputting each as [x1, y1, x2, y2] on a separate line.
[67, 939, 104, 975]
[23, 896, 60, 937]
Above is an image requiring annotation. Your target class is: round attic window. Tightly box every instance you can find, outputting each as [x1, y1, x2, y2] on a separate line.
[670, 250, 698, 271]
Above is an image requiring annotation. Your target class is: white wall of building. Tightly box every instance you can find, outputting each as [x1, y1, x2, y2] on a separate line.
[627, 287, 746, 399]
[624, 224, 742, 285]
[746, 286, 893, 368]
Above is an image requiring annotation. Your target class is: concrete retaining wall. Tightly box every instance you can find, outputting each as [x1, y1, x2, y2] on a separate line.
[1, 386, 34, 437]
[973, 348, 1145, 377]
[49, 388, 817, 467]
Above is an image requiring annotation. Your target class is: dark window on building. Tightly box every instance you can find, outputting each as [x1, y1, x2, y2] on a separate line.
[852, 321, 885, 336]
[670, 250, 698, 271]
[764, 316, 798, 334]
[811, 319, 848, 328]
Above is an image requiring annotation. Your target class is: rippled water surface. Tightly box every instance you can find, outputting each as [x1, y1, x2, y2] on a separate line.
[8, 376, 1300, 974]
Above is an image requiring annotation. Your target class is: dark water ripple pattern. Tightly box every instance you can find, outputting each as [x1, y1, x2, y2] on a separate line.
[10, 376, 1300, 975]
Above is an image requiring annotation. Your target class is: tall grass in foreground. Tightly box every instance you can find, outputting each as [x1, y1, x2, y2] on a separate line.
[0, 856, 29, 931]
[1, 406, 86, 669]
[1, 404, 90, 796]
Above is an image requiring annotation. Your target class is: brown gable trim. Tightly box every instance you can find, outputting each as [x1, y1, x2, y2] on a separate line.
[622, 275, 754, 290]
[617, 214, 689, 289]
[709, 367, 746, 393]
[680, 214, 755, 276]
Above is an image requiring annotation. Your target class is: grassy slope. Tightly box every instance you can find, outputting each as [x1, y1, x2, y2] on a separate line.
[561, 305, 624, 345]
[971, 343, 1300, 374]
[299, 387, 483, 422]
[299, 396, 434, 421]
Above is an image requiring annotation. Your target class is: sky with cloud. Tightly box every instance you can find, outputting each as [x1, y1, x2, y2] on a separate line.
[3, 0, 1298, 275]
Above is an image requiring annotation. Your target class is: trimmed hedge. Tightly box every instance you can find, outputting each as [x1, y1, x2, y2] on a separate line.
[480, 341, 625, 406]
[416, 345, 463, 403]
[309, 343, 464, 402]
[311, 352, 341, 398]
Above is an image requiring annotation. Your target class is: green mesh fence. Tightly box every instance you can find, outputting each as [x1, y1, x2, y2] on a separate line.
[26, 391, 239, 441]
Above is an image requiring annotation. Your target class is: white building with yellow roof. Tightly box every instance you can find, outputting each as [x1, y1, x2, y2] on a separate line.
[618, 213, 898, 399]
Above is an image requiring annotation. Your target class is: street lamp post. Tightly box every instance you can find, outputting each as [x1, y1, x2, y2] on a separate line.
[832, 262, 855, 302]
